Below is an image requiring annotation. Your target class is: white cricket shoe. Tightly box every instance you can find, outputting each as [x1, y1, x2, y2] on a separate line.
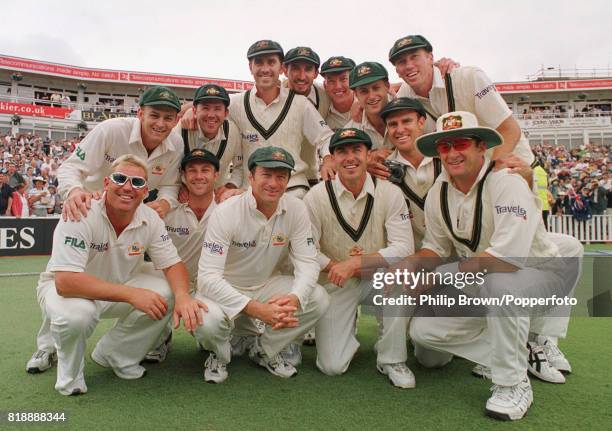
[26, 350, 57, 374]
[536, 335, 572, 374]
[377, 362, 416, 389]
[92, 347, 147, 380]
[527, 341, 565, 384]
[230, 335, 256, 357]
[143, 332, 172, 363]
[249, 337, 297, 378]
[485, 377, 533, 421]
[472, 364, 492, 380]
[280, 342, 302, 367]
[204, 353, 228, 384]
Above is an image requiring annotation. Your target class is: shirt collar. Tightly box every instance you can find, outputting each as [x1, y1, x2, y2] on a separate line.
[130, 118, 170, 154]
[253, 84, 283, 106]
[333, 173, 375, 201]
[390, 149, 435, 170]
[440, 156, 493, 195]
[100, 196, 148, 232]
[246, 187, 287, 216]
[197, 123, 225, 143]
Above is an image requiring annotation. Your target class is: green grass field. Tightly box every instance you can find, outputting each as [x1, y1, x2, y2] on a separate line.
[1, 251, 611, 430]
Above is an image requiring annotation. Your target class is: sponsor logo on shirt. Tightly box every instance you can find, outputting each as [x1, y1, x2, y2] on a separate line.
[90, 241, 109, 252]
[75, 146, 86, 161]
[400, 212, 412, 221]
[306, 237, 315, 246]
[104, 153, 116, 164]
[475, 84, 497, 99]
[242, 132, 259, 143]
[231, 239, 257, 249]
[203, 241, 224, 255]
[64, 236, 86, 249]
[127, 242, 145, 256]
[151, 164, 166, 175]
[160, 233, 170, 242]
[272, 232, 287, 246]
[495, 204, 527, 220]
[166, 225, 190, 236]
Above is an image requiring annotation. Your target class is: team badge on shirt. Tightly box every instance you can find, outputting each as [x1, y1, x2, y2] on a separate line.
[348, 245, 364, 256]
[442, 115, 463, 130]
[272, 232, 287, 246]
[151, 164, 166, 175]
[127, 242, 145, 256]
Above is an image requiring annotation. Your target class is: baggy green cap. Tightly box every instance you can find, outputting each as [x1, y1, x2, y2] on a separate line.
[388, 35, 433, 64]
[248, 146, 295, 171]
[193, 84, 230, 107]
[284, 47, 320, 67]
[329, 128, 373, 153]
[349, 62, 388, 89]
[139, 86, 181, 112]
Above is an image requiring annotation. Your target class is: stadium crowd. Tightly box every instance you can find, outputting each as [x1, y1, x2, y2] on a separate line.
[0, 133, 79, 217]
[2, 129, 609, 221]
[532, 142, 611, 221]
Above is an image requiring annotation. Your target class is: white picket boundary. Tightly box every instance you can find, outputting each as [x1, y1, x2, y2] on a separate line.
[547, 214, 611, 243]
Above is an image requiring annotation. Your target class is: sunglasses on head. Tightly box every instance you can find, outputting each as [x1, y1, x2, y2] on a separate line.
[435, 136, 480, 154]
[108, 172, 147, 189]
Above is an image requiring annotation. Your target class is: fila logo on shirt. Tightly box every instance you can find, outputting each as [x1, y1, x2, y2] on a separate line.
[495, 205, 527, 220]
[64, 236, 86, 249]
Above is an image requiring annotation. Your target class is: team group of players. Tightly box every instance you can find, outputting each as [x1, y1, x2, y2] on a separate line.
[25, 35, 583, 421]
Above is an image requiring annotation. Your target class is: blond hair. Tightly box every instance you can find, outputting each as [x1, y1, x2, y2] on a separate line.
[110, 154, 148, 180]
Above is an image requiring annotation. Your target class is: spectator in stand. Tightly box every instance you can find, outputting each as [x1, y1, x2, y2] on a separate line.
[10, 182, 29, 218]
[28, 176, 51, 217]
[7, 162, 25, 189]
[46, 184, 62, 215]
[589, 179, 608, 215]
[0, 171, 13, 215]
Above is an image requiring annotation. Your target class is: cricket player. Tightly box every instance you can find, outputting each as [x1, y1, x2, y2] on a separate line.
[403, 111, 580, 420]
[320, 56, 356, 131]
[379, 97, 441, 249]
[193, 147, 329, 383]
[380, 99, 579, 382]
[303, 128, 415, 388]
[388, 34, 533, 164]
[344, 62, 394, 151]
[27, 86, 185, 374]
[282, 46, 331, 184]
[143, 148, 220, 363]
[36, 154, 206, 395]
[180, 84, 243, 195]
[228, 40, 335, 197]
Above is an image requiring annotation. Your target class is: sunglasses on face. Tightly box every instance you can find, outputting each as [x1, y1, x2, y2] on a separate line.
[108, 172, 147, 189]
[435, 137, 479, 154]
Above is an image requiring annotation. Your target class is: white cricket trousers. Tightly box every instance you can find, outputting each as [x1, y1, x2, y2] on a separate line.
[193, 275, 329, 363]
[315, 278, 411, 376]
[38, 270, 173, 395]
[410, 266, 567, 386]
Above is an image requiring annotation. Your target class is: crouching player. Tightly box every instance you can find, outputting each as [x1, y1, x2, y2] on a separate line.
[193, 147, 329, 382]
[304, 128, 415, 388]
[37, 155, 206, 395]
[403, 112, 580, 420]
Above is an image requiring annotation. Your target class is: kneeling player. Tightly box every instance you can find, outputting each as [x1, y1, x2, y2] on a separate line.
[37, 155, 205, 395]
[304, 128, 415, 388]
[194, 147, 329, 382]
[403, 112, 580, 420]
